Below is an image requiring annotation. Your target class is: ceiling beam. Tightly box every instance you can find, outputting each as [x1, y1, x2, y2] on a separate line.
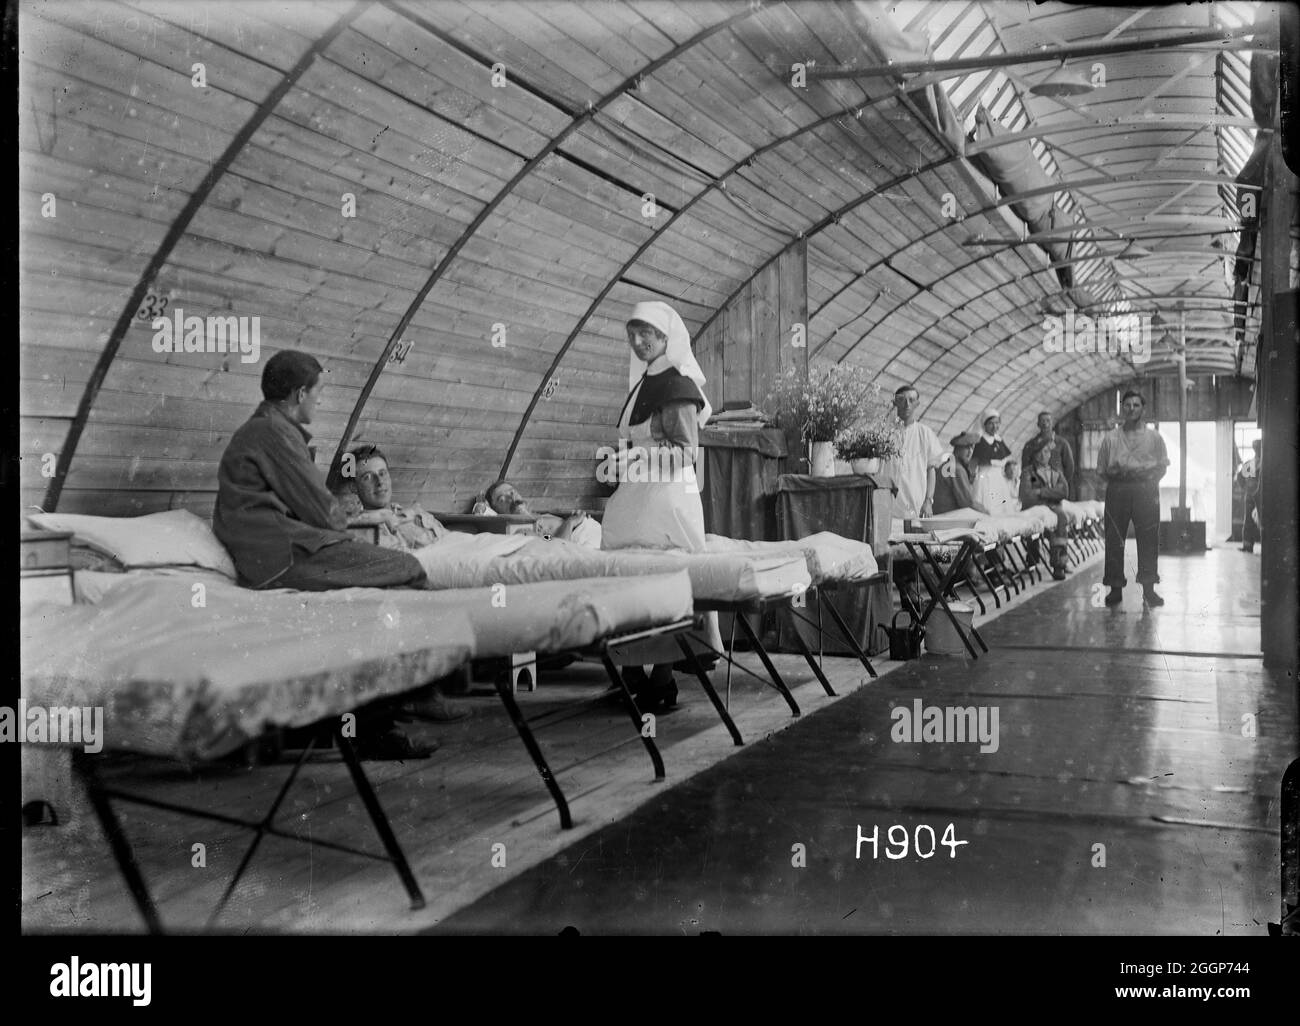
[326, 1, 765, 483]
[807, 25, 1261, 81]
[964, 113, 1264, 156]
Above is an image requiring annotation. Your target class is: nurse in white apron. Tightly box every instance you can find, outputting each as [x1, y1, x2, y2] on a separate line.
[971, 408, 1016, 515]
[601, 300, 721, 711]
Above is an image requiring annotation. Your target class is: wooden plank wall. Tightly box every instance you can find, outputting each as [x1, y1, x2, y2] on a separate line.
[694, 239, 807, 415]
[17, 2, 1252, 521]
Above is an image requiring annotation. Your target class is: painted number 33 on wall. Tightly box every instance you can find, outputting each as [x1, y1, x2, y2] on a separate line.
[136, 293, 169, 319]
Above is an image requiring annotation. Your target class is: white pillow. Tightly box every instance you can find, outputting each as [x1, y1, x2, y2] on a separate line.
[27, 509, 237, 578]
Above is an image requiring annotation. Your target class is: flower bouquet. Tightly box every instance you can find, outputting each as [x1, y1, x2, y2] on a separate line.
[766, 363, 878, 476]
[834, 383, 902, 473]
[766, 363, 876, 444]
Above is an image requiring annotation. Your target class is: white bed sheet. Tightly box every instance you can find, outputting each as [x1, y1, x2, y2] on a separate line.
[410, 535, 809, 603]
[703, 532, 879, 584]
[24, 569, 694, 760]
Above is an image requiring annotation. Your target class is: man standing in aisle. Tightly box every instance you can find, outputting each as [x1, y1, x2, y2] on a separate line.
[1235, 438, 1261, 553]
[881, 383, 946, 520]
[1097, 390, 1170, 607]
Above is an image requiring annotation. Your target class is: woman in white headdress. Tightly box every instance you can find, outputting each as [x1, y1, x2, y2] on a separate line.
[970, 408, 1016, 515]
[601, 300, 719, 710]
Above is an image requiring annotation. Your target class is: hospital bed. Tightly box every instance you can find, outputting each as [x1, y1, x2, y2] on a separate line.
[406, 530, 883, 733]
[22, 554, 699, 932]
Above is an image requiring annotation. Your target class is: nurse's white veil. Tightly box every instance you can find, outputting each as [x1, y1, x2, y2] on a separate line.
[624, 300, 713, 428]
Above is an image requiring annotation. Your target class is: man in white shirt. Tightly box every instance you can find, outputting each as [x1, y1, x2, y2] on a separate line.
[1235, 438, 1261, 553]
[1096, 391, 1170, 607]
[881, 384, 946, 519]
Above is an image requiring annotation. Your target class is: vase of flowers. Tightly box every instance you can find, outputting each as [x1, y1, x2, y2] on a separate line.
[834, 384, 902, 476]
[766, 364, 876, 476]
[809, 441, 837, 477]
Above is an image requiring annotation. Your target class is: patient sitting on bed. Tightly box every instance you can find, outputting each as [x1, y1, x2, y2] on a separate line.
[214, 354, 463, 753]
[472, 480, 602, 548]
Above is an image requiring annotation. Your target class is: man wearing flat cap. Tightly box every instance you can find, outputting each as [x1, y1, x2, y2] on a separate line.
[933, 432, 989, 516]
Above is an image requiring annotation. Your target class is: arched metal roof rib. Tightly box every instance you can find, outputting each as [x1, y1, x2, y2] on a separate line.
[497, 67, 1024, 474]
[808, 172, 1257, 363]
[42, 1, 367, 512]
[329, 2, 763, 484]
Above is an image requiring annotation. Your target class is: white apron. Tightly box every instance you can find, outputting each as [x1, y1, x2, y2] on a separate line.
[601, 418, 722, 665]
[973, 460, 1017, 516]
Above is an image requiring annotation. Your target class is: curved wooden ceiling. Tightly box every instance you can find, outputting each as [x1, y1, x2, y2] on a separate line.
[19, 0, 1268, 515]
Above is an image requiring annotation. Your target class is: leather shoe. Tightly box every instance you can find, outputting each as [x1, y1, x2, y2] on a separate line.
[399, 689, 472, 722]
[354, 726, 439, 760]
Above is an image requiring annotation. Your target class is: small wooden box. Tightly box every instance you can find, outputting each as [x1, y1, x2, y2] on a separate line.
[435, 513, 536, 535]
[21, 529, 72, 571]
[1159, 520, 1207, 553]
[21, 530, 74, 607]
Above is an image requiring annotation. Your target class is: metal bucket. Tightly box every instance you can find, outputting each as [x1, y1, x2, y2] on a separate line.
[925, 602, 974, 655]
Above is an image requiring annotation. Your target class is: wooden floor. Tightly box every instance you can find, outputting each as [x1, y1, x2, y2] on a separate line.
[22, 543, 1296, 934]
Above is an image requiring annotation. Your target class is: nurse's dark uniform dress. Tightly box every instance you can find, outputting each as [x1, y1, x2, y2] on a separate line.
[602, 361, 723, 665]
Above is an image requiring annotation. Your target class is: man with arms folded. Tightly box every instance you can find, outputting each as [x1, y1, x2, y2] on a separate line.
[334, 442, 473, 722]
[1097, 390, 1169, 607]
[338, 443, 449, 551]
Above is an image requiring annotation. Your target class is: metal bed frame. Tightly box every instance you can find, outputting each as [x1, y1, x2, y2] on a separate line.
[69, 614, 705, 933]
[682, 575, 885, 740]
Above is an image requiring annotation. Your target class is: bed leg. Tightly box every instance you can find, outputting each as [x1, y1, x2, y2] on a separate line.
[733, 613, 800, 716]
[818, 591, 878, 679]
[335, 729, 427, 909]
[973, 551, 1002, 609]
[599, 652, 666, 782]
[72, 751, 163, 934]
[490, 674, 573, 829]
[209, 738, 317, 927]
[791, 626, 837, 696]
[675, 636, 744, 746]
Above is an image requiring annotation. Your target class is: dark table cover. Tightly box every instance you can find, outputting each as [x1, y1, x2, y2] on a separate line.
[699, 427, 788, 542]
[775, 473, 896, 656]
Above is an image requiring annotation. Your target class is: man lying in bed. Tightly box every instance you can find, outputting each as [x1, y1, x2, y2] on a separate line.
[473, 480, 602, 548]
[337, 443, 449, 550]
[213, 350, 457, 755]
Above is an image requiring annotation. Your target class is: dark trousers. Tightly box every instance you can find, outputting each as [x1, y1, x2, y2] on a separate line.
[1025, 508, 1069, 566]
[1103, 480, 1160, 588]
[269, 540, 427, 591]
[1242, 492, 1260, 547]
